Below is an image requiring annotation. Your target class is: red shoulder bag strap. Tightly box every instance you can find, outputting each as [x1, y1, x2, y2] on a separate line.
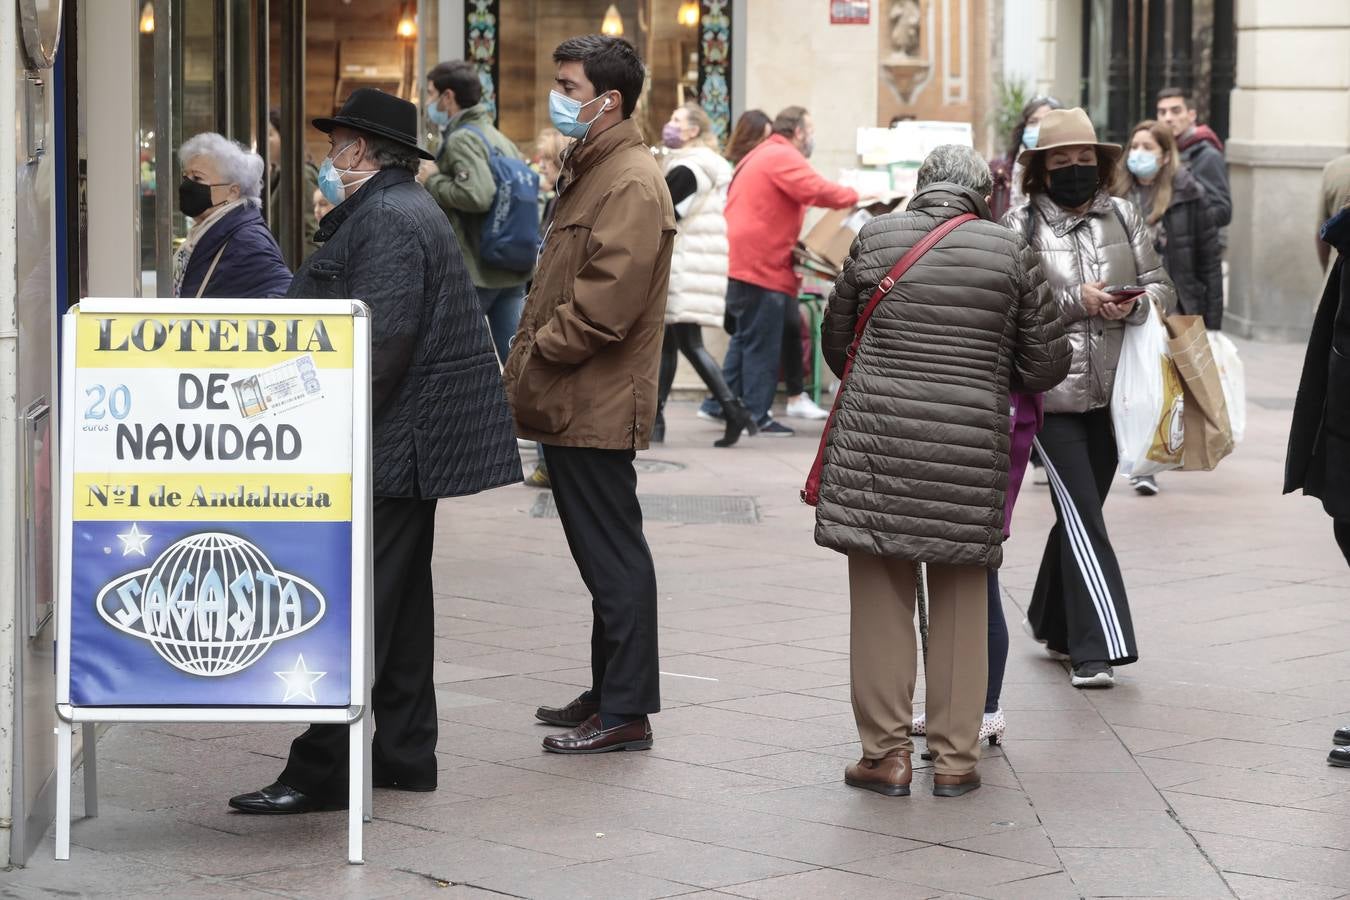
[801, 211, 978, 506]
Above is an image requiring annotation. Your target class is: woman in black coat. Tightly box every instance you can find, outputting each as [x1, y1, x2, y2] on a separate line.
[1113, 121, 1223, 330]
[174, 132, 293, 298]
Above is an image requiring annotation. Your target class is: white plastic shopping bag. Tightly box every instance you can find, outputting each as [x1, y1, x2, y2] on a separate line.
[1111, 302, 1185, 476]
[1206, 331, 1246, 444]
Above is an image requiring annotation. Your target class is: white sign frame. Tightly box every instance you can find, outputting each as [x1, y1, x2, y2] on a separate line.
[53, 298, 373, 864]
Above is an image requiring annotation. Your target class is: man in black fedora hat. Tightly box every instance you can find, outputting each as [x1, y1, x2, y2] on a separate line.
[229, 88, 521, 814]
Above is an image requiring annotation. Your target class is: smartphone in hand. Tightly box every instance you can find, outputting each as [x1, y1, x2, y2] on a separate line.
[1104, 285, 1146, 303]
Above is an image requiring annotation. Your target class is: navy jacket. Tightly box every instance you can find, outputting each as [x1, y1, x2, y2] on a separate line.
[180, 203, 293, 299]
[287, 167, 521, 499]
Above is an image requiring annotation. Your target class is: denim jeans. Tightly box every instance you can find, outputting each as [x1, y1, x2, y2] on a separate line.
[476, 283, 527, 366]
[700, 279, 789, 425]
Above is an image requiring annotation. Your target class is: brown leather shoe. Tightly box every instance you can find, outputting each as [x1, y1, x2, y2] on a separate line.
[542, 714, 653, 755]
[933, 770, 981, 797]
[535, 694, 600, 727]
[844, 750, 911, 797]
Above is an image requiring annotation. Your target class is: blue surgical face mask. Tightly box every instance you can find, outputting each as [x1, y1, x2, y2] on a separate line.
[427, 101, 451, 129]
[317, 140, 375, 206]
[1127, 148, 1161, 179]
[1022, 124, 1040, 150]
[549, 90, 610, 140]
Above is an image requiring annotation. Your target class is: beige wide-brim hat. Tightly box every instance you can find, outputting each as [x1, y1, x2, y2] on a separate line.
[1017, 107, 1123, 167]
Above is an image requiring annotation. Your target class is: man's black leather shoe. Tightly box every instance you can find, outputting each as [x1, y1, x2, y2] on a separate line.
[535, 693, 600, 727]
[228, 781, 345, 814]
[1330, 747, 1350, 768]
[373, 775, 437, 792]
[1334, 726, 1350, 746]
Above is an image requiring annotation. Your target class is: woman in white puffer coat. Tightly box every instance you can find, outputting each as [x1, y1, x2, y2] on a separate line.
[655, 103, 757, 447]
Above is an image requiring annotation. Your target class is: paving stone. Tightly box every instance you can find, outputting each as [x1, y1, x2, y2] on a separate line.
[619, 842, 815, 889]
[721, 868, 942, 900]
[1036, 809, 1194, 850]
[842, 844, 1058, 892]
[1053, 847, 1231, 896]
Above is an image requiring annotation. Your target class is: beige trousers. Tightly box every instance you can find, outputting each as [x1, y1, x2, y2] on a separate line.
[848, 552, 989, 776]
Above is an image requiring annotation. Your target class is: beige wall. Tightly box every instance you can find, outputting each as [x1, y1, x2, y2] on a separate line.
[743, 0, 879, 182]
[1226, 0, 1350, 340]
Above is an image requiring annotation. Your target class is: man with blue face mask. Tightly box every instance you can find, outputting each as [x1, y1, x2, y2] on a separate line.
[418, 61, 535, 366]
[229, 88, 521, 815]
[502, 34, 676, 756]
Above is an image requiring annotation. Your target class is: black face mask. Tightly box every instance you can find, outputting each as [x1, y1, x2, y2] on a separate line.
[1046, 164, 1099, 209]
[179, 178, 216, 218]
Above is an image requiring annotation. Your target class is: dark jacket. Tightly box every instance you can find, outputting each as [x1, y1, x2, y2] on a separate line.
[1178, 128, 1232, 228]
[502, 119, 676, 449]
[180, 204, 292, 299]
[268, 161, 322, 262]
[1156, 167, 1224, 329]
[814, 184, 1071, 568]
[1285, 208, 1350, 520]
[287, 167, 521, 498]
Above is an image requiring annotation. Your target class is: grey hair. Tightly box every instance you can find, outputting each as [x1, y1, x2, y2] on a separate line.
[916, 144, 993, 197]
[363, 134, 420, 173]
[178, 132, 266, 206]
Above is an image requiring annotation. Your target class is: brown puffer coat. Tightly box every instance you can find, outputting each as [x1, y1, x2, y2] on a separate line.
[814, 184, 1071, 568]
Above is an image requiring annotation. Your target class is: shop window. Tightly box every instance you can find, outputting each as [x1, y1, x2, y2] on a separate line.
[479, 0, 714, 154]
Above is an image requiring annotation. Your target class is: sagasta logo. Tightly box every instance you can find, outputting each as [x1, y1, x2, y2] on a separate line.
[97, 532, 326, 677]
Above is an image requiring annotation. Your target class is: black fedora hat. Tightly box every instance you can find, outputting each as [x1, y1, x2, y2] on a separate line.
[313, 88, 434, 160]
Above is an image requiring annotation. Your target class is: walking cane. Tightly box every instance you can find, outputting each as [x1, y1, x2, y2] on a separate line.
[917, 563, 930, 662]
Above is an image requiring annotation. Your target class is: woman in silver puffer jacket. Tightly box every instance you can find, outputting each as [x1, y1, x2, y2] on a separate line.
[1002, 109, 1177, 690]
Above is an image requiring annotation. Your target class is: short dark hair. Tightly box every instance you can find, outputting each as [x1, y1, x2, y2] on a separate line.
[1156, 86, 1191, 109]
[772, 106, 808, 139]
[427, 61, 482, 109]
[269, 107, 281, 132]
[363, 133, 420, 173]
[1021, 148, 1120, 201]
[552, 35, 646, 118]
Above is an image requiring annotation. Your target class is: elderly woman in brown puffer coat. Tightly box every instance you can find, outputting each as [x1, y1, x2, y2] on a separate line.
[815, 144, 1070, 800]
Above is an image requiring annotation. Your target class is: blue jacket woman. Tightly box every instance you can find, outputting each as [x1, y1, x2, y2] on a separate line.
[174, 132, 292, 298]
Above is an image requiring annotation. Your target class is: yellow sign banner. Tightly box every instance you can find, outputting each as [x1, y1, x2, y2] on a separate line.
[73, 472, 352, 521]
[75, 312, 354, 370]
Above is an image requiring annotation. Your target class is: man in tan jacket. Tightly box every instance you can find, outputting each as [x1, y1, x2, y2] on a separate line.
[502, 34, 676, 755]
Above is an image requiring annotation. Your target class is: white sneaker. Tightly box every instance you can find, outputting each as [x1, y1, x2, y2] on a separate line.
[785, 395, 830, 420]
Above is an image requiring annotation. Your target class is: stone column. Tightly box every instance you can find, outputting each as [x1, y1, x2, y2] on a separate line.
[1226, 1, 1350, 341]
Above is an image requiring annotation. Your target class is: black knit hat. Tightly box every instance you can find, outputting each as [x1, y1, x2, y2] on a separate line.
[313, 88, 434, 161]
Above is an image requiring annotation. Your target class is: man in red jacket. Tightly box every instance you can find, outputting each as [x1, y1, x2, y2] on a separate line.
[700, 106, 859, 436]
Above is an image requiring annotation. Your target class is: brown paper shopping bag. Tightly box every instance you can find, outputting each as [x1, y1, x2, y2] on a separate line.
[1163, 314, 1234, 471]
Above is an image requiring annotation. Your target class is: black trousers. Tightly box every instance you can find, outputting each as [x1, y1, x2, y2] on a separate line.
[544, 445, 660, 716]
[279, 496, 439, 799]
[1336, 520, 1350, 568]
[657, 323, 737, 415]
[1027, 409, 1138, 666]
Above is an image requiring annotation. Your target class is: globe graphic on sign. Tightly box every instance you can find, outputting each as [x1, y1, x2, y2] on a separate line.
[97, 532, 326, 677]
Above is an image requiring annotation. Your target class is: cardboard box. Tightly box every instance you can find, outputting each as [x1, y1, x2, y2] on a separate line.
[799, 197, 903, 273]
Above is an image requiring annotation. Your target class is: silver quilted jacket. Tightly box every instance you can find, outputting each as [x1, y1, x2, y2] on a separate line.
[1003, 191, 1177, 414]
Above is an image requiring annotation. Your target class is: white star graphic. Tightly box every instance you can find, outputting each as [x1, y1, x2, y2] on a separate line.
[274, 655, 327, 703]
[116, 523, 152, 557]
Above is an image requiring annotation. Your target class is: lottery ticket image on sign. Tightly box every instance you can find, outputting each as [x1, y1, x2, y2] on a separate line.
[65, 310, 358, 708]
[232, 353, 326, 420]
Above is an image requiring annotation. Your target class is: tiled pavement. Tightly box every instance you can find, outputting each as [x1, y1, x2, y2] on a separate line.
[9, 337, 1350, 898]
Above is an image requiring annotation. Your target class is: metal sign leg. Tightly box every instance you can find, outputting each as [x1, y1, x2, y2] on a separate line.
[55, 720, 72, 860]
[347, 720, 364, 864]
[82, 723, 100, 817]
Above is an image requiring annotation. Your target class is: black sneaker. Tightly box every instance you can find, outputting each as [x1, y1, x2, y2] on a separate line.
[1071, 661, 1114, 689]
[758, 419, 795, 437]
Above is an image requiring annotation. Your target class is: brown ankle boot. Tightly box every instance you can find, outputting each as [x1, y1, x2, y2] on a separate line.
[933, 769, 981, 797]
[845, 750, 911, 797]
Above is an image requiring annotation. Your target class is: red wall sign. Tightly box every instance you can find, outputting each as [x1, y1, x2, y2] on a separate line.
[830, 0, 870, 24]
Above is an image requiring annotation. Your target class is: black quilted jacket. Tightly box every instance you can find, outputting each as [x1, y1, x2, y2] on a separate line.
[815, 184, 1070, 568]
[1156, 168, 1224, 330]
[287, 167, 522, 498]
